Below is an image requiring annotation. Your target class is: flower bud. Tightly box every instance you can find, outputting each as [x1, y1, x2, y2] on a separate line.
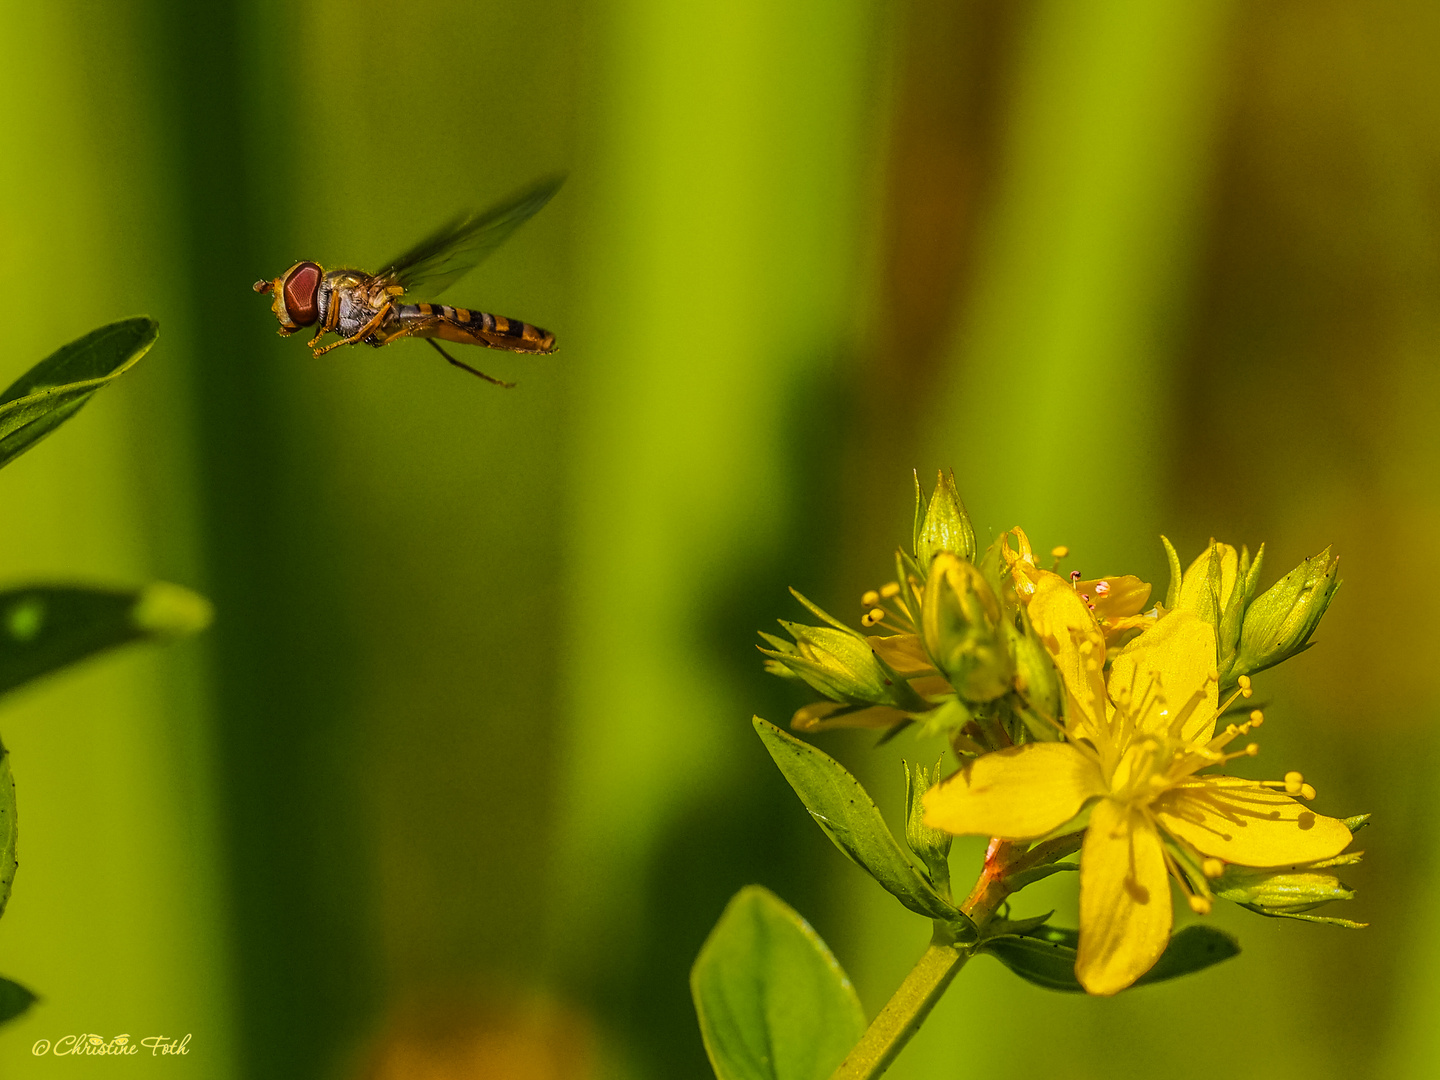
[1212, 858, 1359, 918]
[905, 759, 952, 894]
[914, 469, 977, 566]
[921, 554, 1012, 703]
[1234, 547, 1340, 679]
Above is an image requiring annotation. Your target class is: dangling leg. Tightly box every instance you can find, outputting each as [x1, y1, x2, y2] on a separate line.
[312, 303, 394, 357]
[308, 296, 341, 348]
[425, 338, 515, 388]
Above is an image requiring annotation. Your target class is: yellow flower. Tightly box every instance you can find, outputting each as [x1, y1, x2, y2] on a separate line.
[922, 568, 1353, 995]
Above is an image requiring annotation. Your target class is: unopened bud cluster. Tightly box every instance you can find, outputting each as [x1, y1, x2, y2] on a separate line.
[759, 471, 1064, 750]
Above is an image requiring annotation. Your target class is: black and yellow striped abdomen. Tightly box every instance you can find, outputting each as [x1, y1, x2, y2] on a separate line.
[397, 302, 556, 355]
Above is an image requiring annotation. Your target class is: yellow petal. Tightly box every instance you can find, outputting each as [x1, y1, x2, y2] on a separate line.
[790, 702, 908, 732]
[1076, 799, 1172, 996]
[1075, 575, 1151, 623]
[1026, 572, 1108, 742]
[1155, 780, 1353, 867]
[923, 743, 1103, 839]
[867, 634, 935, 676]
[1108, 611, 1218, 742]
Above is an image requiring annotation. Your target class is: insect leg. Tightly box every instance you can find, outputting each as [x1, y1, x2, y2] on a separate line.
[313, 303, 393, 356]
[424, 338, 515, 388]
[307, 296, 340, 348]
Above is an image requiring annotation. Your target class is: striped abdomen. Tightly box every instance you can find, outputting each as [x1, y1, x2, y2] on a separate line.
[397, 302, 556, 355]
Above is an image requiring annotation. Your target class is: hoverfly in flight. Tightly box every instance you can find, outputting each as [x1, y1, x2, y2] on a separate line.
[254, 174, 563, 386]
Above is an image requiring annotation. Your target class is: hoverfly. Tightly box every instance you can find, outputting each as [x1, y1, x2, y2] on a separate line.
[253, 174, 563, 386]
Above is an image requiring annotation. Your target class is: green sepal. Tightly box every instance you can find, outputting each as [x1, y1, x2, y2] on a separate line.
[1161, 535, 1183, 611]
[754, 718, 970, 928]
[0, 318, 158, 471]
[1218, 547, 1249, 670]
[0, 584, 213, 700]
[692, 886, 865, 1080]
[903, 759, 951, 896]
[1343, 814, 1371, 834]
[1002, 861, 1077, 892]
[911, 470, 925, 562]
[983, 910, 1055, 938]
[0, 976, 35, 1025]
[1235, 905, 1367, 929]
[981, 924, 1239, 993]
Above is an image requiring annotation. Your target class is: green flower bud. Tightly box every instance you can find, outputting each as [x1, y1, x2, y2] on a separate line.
[1233, 547, 1340, 679]
[914, 469, 977, 566]
[921, 554, 1012, 703]
[758, 590, 926, 711]
[905, 759, 952, 895]
[1212, 852, 1362, 925]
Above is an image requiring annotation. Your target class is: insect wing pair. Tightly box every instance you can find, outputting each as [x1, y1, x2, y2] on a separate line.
[254, 174, 563, 386]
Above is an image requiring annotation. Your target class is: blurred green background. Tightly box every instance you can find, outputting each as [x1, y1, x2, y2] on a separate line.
[0, 0, 1436, 1076]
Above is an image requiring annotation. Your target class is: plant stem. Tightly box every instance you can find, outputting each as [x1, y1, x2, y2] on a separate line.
[827, 838, 1024, 1080]
[826, 936, 968, 1080]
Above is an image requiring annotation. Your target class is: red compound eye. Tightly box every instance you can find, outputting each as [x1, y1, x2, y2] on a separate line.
[282, 262, 322, 326]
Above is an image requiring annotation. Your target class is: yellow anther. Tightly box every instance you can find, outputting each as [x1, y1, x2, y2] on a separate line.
[1284, 771, 1304, 795]
[1188, 895, 1213, 915]
[880, 582, 901, 599]
[1249, 710, 1264, 726]
[1202, 857, 1225, 879]
[861, 589, 879, 607]
[1300, 784, 1317, 800]
[1051, 546, 1069, 559]
[1208, 668, 1220, 683]
[868, 607, 887, 622]
[1238, 674, 1253, 698]
[861, 611, 881, 627]
[1245, 743, 1259, 756]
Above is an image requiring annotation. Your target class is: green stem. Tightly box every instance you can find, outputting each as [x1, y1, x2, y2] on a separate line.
[827, 838, 1030, 1079]
[826, 934, 969, 1080]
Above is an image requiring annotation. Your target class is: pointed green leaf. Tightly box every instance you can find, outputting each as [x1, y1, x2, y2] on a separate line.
[754, 718, 966, 925]
[0, 318, 158, 471]
[981, 924, 1239, 992]
[692, 886, 865, 1080]
[0, 743, 14, 920]
[0, 583, 212, 699]
[0, 976, 35, 1025]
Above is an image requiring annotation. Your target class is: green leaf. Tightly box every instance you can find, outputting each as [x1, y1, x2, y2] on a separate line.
[754, 718, 967, 925]
[0, 318, 158, 471]
[0, 976, 35, 1025]
[692, 886, 865, 1080]
[981, 924, 1239, 993]
[0, 583, 212, 699]
[0, 743, 14, 920]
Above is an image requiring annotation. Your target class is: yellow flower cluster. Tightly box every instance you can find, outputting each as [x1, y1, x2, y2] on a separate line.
[922, 529, 1353, 994]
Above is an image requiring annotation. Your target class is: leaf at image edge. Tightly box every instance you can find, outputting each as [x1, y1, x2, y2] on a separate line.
[982, 924, 1240, 993]
[0, 976, 37, 1025]
[692, 886, 865, 1080]
[0, 318, 159, 471]
[0, 583, 213, 700]
[0, 747, 13, 920]
[754, 718, 963, 923]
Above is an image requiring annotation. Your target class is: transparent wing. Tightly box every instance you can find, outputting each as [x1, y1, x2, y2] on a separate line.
[377, 173, 565, 296]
